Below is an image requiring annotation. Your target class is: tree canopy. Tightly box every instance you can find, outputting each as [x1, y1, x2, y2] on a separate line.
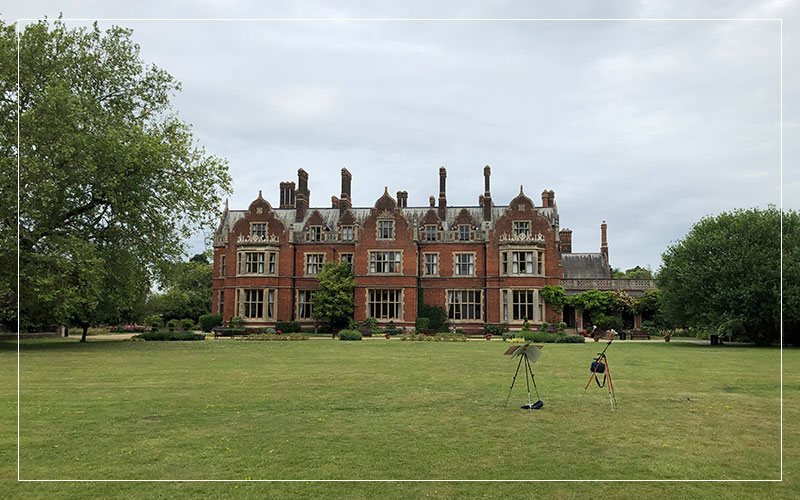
[611, 265, 654, 279]
[657, 207, 798, 343]
[311, 262, 355, 329]
[2, 19, 231, 335]
[147, 253, 213, 323]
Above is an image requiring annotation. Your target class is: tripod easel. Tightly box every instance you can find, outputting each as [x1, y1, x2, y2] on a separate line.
[584, 335, 617, 411]
[504, 344, 543, 409]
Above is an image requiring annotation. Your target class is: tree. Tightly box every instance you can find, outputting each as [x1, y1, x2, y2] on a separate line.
[657, 207, 798, 343]
[311, 262, 355, 329]
[612, 266, 654, 279]
[147, 253, 213, 323]
[2, 19, 231, 337]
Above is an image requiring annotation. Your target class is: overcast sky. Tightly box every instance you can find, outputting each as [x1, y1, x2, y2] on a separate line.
[5, 1, 798, 272]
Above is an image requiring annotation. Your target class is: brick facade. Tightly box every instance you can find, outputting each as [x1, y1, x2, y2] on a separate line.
[212, 167, 639, 331]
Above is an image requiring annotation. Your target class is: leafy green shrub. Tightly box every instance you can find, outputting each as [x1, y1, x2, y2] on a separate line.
[180, 319, 195, 331]
[557, 322, 567, 335]
[166, 319, 178, 332]
[539, 321, 550, 333]
[338, 329, 363, 341]
[228, 316, 245, 329]
[199, 314, 223, 332]
[484, 323, 509, 336]
[418, 305, 449, 332]
[415, 317, 430, 331]
[400, 332, 434, 341]
[434, 332, 467, 342]
[144, 315, 164, 330]
[519, 330, 559, 343]
[136, 331, 205, 341]
[275, 320, 301, 333]
[382, 321, 402, 336]
[150, 322, 159, 332]
[592, 314, 623, 332]
[555, 335, 585, 343]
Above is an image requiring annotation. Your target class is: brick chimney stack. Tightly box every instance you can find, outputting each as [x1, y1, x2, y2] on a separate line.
[541, 189, 554, 207]
[600, 220, 609, 275]
[339, 168, 352, 212]
[483, 165, 492, 221]
[438, 166, 447, 220]
[396, 191, 408, 208]
[559, 228, 572, 253]
[295, 168, 310, 222]
[279, 181, 296, 208]
[331, 195, 339, 208]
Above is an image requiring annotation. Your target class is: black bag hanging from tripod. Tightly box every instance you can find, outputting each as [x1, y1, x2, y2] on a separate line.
[590, 360, 607, 387]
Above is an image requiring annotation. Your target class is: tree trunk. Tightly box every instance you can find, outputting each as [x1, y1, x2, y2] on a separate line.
[80, 325, 88, 342]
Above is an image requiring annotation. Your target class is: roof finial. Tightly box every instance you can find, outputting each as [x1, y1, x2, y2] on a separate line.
[520, 185, 524, 195]
[384, 186, 389, 195]
[258, 190, 263, 199]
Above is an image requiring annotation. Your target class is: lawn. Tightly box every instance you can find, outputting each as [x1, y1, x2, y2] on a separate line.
[1, 338, 798, 499]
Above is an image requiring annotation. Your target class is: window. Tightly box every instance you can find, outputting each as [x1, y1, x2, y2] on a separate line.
[251, 223, 267, 238]
[538, 252, 544, 275]
[454, 253, 475, 276]
[503, 289, 540, 322]
[513, 221, 530, 236]
[501, 250, 541, 276]
[369, 251, 402, 274]
[378, 220, 394, 239]
[309, 226, 322, 242]
[340, 253, 354, 271]
[447, 290, 482, 320]
[424, 253, 438, 276]
[218, 290, 224, 315]
[458, 225, 471, 241]
[242, 289, 263, 319]
[220, 255, 226, 276]
[425, 225, 437, 241]
[298, 290, 314, 319]
[368, 289, 402, 319]
[268, 252, 277, 275]
[341, 226, 354, 241]
[245, 252, 265, 274]
[512, 251, 535, 275]
[305, 253, 325, 275]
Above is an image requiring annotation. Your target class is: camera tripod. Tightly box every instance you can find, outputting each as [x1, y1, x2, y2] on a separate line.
[584, 337, 617, 411]
[504, 345, 543, 410]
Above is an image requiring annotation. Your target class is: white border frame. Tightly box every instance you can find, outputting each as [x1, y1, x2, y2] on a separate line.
[15, 16, 783, 483]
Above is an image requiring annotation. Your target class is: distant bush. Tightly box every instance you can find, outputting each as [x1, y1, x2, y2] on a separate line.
[418, 305, 449, 332]
[338, 329, 362, 341]
[592, 314, 623, 332]
[228, 316, 245, 329]
[484, 323, 509, 336]
[166, 319, 178, 332]
[136, 331, 205, 341]
[180, 319, 195, 331]
[246, 333, 308, 341]
[554, 335, 585, 343]
[415, 317, 430, 331]
[199, 314, 223, 332]
[400, 332, 434, 341]
[519, 330, 559, 343]
[144, 315, 163, 329]
[382, 321, 402, 336]
[275, 320, 301, 333]
[434, 332, 466, 342]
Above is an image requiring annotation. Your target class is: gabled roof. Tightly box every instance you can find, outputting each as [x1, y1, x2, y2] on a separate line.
[562, 253, 609, 279]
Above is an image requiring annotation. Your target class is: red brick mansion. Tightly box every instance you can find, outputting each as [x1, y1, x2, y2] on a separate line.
[212, 167, 655, 331]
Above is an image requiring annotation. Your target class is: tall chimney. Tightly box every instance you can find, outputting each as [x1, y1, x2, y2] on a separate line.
[295, 169, 310, 222]
[331, 195, 339, 208]
[279, 181, 296, 208]
[548, 190, 555, 206]
[396, 190, 408, 208]
[339, 168, 352, 212]
[541, 190, 550, 207]
[600, 221, 609, 275]
[559, 229, 572, 253]
[438, 166, 447, 220]
[483, 165, 492, 221]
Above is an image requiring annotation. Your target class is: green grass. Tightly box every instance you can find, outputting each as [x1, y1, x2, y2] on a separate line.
[1, 338, 798, 499]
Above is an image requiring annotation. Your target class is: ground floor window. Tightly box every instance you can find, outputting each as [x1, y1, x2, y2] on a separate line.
[218, 290, 224, 315]
[298, 290, 315, 319]
[368, 289, 402, 320]
[237, 289, 276, 320]
[502, 288, 543, 322]
[447, 290, 482, 321]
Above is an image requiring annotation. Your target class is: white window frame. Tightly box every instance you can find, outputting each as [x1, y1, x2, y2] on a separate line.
[513, 221, 531, 236]
[377, 219, 395, 240]
[369, 250, 402, 274]
[453, 252, 475, 276]
[341, 225, 354, 241]
[297, 290, 315, 319]
[236, 288, 277, 321]
[305, 253, 326, 276]
[236, 250, 278, 276]
[340, 252, 354, 271]
[251, 222, 267, 238]
[309, 225, 323, 242]
[500, 248, 543, 277]
[501, 288, 542, 323]
[424, 225, 437, 241]
[458, 224, 471, 241]
[446, 289, 483, 321]
[423, 252, 439, 276]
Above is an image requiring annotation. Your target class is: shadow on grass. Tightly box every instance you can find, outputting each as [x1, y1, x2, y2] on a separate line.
[0, 338, 129, 353]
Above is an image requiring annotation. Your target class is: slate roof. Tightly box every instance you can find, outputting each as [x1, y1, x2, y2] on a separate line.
[561, 253, 610, 279]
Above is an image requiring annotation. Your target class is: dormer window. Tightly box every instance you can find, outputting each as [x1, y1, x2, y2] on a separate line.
[341, 226, 354, 241]
[458, 225, 471, 241]
[309, 226, 322, 242]
[425, 225, 437, 241]
[378, 220, 394, 240]
[513, 221, 530, 236]
[251, 223, 267, 238]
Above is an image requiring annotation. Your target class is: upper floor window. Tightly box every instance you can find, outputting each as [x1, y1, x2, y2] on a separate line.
[220, 255, 226, 276]
[501, 250, 542, 276]
[378, 220, 394, 240]
[369, 251, 401, 274]
[513, 221, 530, 236]
[341, 226, 354, 241]
[424, 253, 438, 276]
[237, 250, 277, 275]
[425, 225, 437, 241]
[305, 253, 325, 275]
[458, 225, 471, 241]
[340, 253, 354, 271]
[251, 223, 267, 238]
[245, 252, 265, 274]
[309, 226, 322, 242]
[454, 253, 475, 276]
